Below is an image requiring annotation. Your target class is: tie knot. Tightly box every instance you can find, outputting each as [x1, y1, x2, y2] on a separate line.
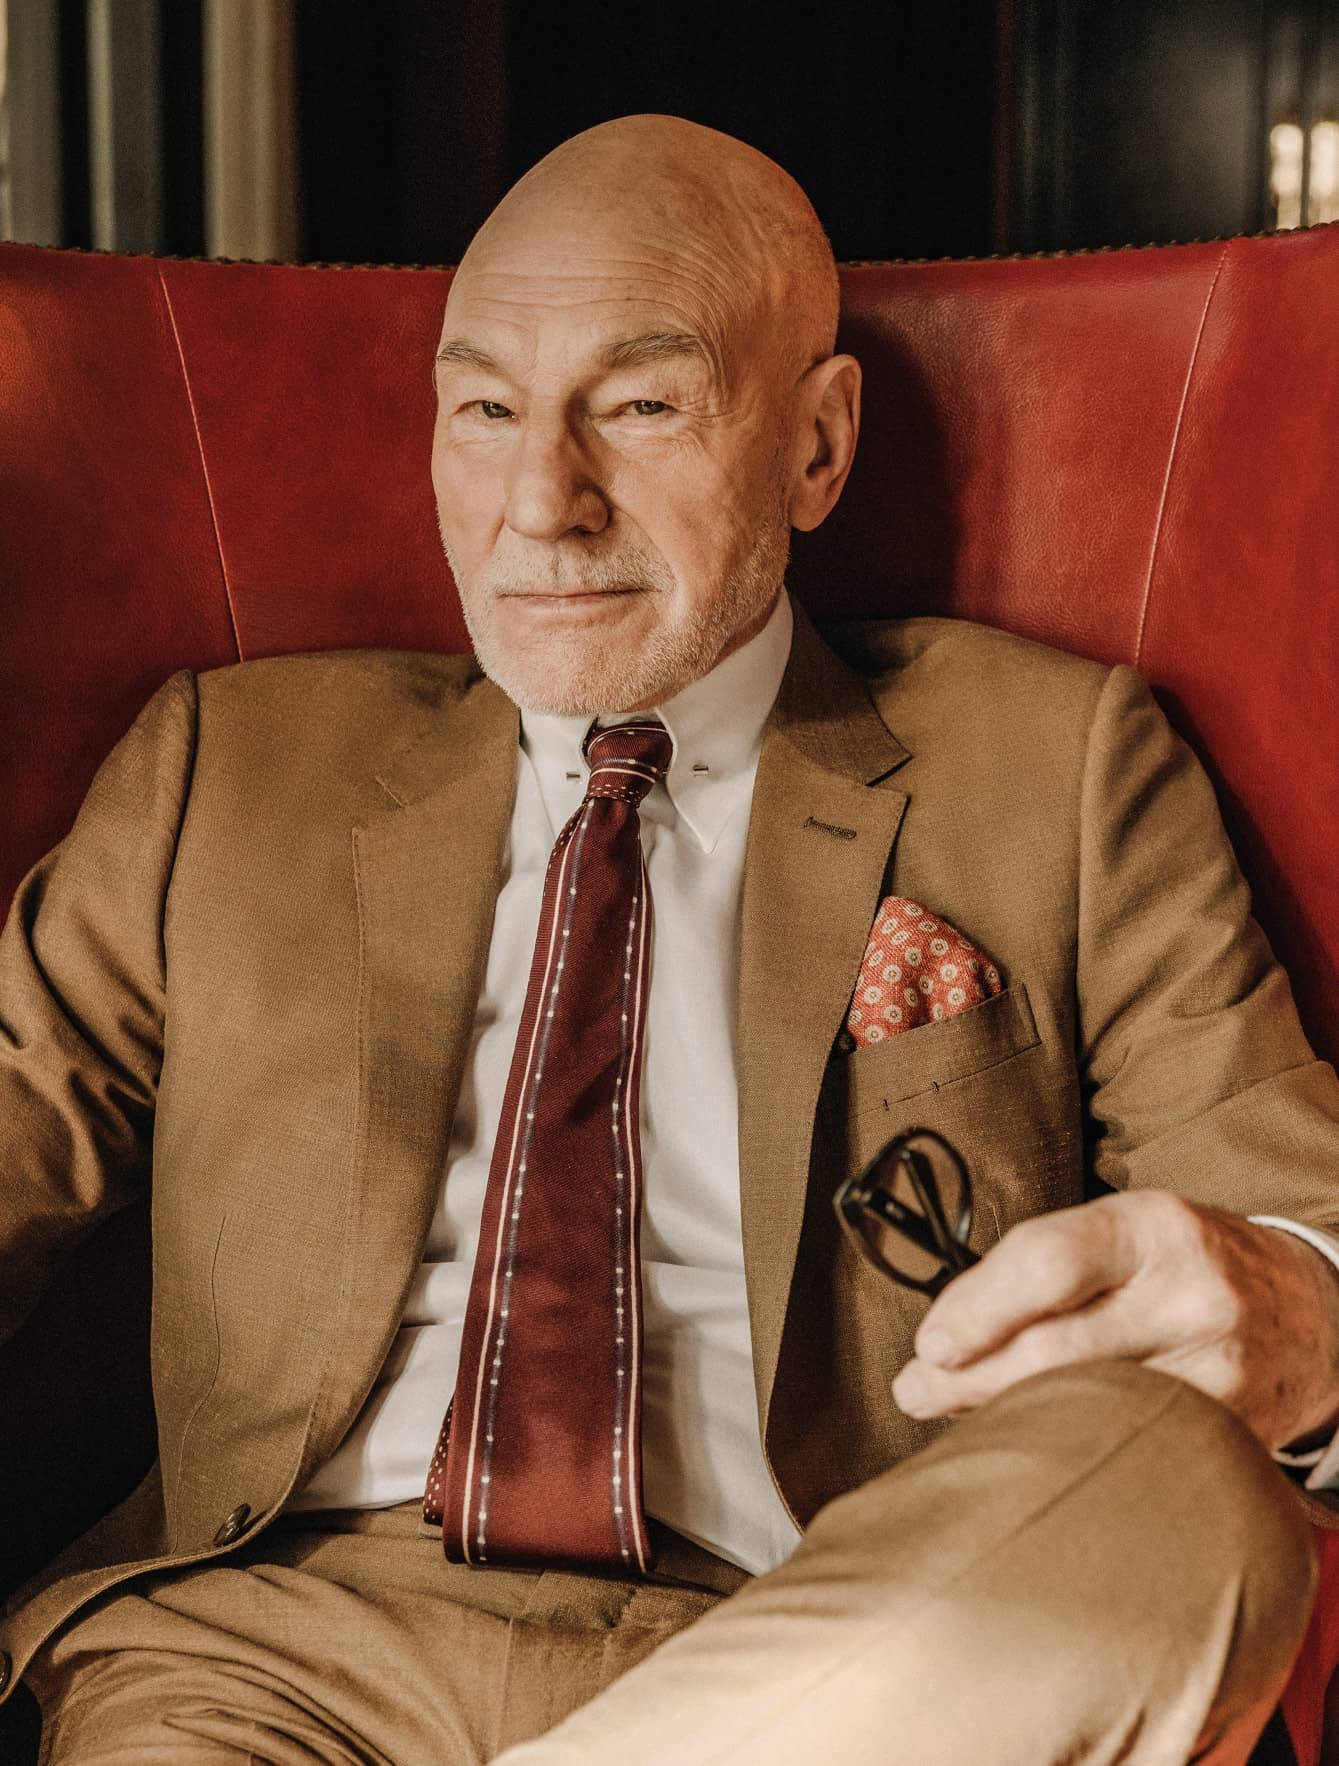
[582, 720, 673, 806]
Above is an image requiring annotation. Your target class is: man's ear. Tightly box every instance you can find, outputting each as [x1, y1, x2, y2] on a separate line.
[788, 354, 862, 533]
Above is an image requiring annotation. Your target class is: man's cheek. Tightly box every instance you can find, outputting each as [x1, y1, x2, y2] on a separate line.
[607, 465, 713, 556]
[437, 464, 505, 547]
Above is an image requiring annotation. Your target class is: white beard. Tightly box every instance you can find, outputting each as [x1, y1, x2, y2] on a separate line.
[441, 509, 791, 717]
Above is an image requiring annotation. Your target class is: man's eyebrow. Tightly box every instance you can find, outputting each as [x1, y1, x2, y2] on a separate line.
[435, 339, 500, 370]
[600, 332, 711, 371]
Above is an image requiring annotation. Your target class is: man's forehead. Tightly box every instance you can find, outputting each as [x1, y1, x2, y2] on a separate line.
[440, 212, 762, 359]
[436, 325, 713, 375]
[437, 271, 737, 381]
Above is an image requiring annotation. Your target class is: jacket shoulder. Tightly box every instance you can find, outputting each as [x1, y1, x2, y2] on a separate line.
[819, 613, 1115, 749]
[821, 612, 1109, 692]
[189, 648, 491, 815]
[195, 646, 479, 716]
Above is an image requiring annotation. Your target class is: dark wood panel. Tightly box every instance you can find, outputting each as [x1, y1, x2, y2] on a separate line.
[295, 0, 510, 267]
[502, 0, 997, 262]
[1069, 0, 1266, 245]
[1000, 0, 1339, 251]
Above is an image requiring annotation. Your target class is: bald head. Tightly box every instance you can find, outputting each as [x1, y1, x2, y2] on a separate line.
[454, 116, 839, 383]
[431, 116, 859, 717]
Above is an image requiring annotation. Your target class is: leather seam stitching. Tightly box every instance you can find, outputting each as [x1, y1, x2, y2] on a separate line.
[157, 266, 244, 663]
[1134, 242, 1228, 667]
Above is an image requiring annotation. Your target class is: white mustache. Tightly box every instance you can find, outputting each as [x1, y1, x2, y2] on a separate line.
[497, 585, 648, 597]
[455, 533, 677, 606]
[484, 562, 670, 599]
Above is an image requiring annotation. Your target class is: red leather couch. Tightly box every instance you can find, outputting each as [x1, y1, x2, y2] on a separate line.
[2, 226, 1338, 1762]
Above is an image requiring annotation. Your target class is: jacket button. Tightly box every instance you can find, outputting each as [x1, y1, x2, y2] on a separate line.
[212, 1504, 253, 1548]
[0, 1650, 11, 1693]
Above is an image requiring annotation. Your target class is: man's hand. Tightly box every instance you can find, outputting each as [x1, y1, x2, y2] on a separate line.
[891, 1191, 1339, 1453]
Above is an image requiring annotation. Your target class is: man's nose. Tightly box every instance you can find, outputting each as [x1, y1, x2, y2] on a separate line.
[503, 418, 609, 541]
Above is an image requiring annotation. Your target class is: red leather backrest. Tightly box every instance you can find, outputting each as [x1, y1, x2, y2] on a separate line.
[3, 231, 1337, 1061]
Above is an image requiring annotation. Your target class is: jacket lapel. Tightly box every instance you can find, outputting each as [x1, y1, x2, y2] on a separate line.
[303, 618, 913, 1479]
[736, 602, 911, 1461]
[304, 662, 519, 1468]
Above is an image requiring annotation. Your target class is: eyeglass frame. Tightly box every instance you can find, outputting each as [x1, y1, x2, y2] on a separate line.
[832, 1126, 980, 1298]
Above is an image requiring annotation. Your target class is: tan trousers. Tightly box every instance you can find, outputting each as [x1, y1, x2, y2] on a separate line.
[25, 1364, 1317, 1765]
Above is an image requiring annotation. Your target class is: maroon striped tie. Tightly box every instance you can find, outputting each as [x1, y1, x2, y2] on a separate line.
[424, 719, 674, 1572]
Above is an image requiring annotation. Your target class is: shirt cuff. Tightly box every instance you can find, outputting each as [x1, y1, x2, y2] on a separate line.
[1250, 1215, 1339, 1487]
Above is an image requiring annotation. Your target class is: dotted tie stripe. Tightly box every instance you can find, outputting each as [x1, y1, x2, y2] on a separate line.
[841, 896, 1002, 1050]
[584, 722, 670, 806]
[426, 719, 672, 1575]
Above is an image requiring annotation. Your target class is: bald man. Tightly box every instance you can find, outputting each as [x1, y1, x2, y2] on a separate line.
[5, 115, 1339, 1766]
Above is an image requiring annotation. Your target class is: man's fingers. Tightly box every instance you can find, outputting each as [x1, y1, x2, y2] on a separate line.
[894, 1286, 1157, 1418]
[912, 1197, 1141, 1371]
[892, 1190, 1266, 1425]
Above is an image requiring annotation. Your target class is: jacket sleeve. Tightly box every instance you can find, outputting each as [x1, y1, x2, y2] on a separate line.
[1075, 664, 1339, 1230]
[0, 669, 197, 1344]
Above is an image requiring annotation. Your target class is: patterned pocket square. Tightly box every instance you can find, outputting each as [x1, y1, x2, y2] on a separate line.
[840, 897, 1002, 1051]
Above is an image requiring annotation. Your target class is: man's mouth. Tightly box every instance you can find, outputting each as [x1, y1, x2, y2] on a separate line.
[503, 588, 641, 603]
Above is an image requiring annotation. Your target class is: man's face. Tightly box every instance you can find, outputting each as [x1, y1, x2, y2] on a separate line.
[430, 222, 795, 715]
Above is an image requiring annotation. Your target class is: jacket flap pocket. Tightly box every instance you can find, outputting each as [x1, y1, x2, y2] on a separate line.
[842, 982, 1039, 1118]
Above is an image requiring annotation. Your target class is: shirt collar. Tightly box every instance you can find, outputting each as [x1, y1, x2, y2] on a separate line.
[519, 588, 795, 852]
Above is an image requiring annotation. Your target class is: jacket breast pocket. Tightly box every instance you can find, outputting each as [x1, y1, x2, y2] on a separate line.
[821, 980, 1079, 1263]
[839, 982, 1040, 1125]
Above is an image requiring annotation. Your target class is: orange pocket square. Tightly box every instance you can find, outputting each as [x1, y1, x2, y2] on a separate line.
[841, 897, 1002, 1050]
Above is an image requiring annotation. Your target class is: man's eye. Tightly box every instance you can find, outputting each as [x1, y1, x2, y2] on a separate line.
[629, 400, 667, 416]
[477, 400, 512, 419]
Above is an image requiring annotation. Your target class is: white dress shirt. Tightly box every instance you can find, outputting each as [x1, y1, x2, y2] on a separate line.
[295, 589, 803, 1574]
[295, 588, 1339, 1557]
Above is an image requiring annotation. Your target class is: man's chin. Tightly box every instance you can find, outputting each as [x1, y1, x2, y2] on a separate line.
[470, 597, 670, 714]
[487, 664, 657, 718]
[476, 643, 673, 718]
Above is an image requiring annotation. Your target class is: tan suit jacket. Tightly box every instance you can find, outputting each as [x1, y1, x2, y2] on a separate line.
[4, 598, 1339, 1688]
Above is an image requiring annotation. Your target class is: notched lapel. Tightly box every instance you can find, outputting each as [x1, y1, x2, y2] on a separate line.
[304, 667, 518, 1469]
[736, 603, 910, 1436]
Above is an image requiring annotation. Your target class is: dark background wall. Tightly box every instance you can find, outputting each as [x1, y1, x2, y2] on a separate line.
[12, 0, 1339, 264]
[294, 0, 998, 266]
[1001, 0, 1339, 250]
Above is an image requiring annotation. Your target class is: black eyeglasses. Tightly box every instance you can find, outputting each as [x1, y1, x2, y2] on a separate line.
[833, 1127, 979, 1297]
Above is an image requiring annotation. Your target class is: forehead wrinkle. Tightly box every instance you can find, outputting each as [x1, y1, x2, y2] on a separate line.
[435, 338, 500, 370]
[482, 230, 795, 386]
[456, 252, 740, 314]
[451, 254, 761, 392]
[447, 272, 733, 387]
[601, 331, 709, 370]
